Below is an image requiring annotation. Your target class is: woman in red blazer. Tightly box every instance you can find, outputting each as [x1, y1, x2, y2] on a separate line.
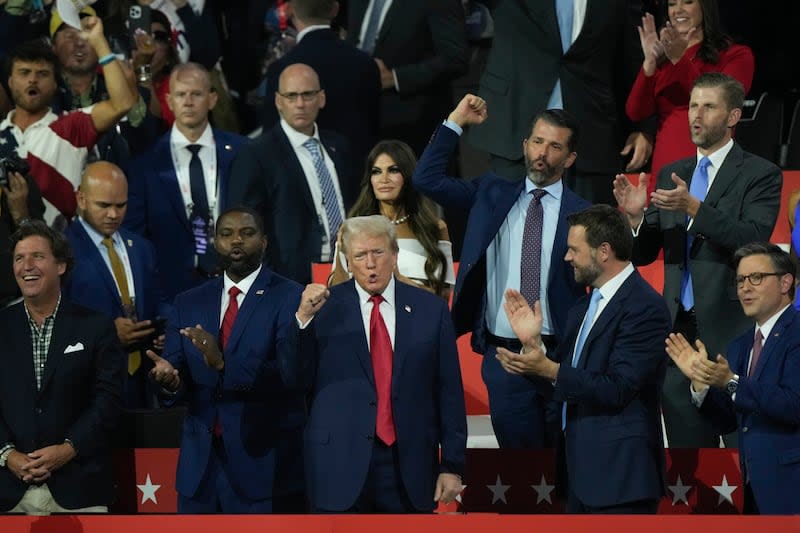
[626, 0, 754, 195]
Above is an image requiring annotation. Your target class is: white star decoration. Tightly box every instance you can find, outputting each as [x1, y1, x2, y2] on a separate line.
[713, 475, 737, 505]
[531, 475, 555, 504]
[137, 474, 161, 505]
[667, 475, 692, 505]
[487, 475, 510, 504]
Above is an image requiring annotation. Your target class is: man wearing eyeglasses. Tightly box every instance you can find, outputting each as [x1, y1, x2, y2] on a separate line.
[665, 242, 799, 515]
[228, 63, 354, 285]
[613, 73, 783, 449]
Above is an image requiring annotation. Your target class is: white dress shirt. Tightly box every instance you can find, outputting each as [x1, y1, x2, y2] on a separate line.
[170, 123, 220, 222]
[219, 265, 262, 327]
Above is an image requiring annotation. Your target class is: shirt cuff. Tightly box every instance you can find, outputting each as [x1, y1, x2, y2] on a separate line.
[689, 382, 709, 407]
[392, 69, 399, 92]
[442, 120, 463, 136]
[296, 315, 313, 329]
[631, 209, 646, 237]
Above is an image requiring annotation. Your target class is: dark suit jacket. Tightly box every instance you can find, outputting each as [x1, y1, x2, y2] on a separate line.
[63, 222, 167, 326]
[227, 123, 353, 284]
[700, 306, 800, 514]
[346, 0, 468, 150]
[262, 27, 381, 168]
[0, 300, 124, 510]
[468, 0, 645, 175]
[124, 128, 247, 302]
[633, 143, 783, 358]
[161, 266, 306, 502]
[550, 270, 670, 507]
[296, 279, 467, 511]
[413, 124, 590, 352]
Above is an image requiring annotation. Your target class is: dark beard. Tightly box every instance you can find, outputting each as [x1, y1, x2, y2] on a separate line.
[219, 253, 262, 279]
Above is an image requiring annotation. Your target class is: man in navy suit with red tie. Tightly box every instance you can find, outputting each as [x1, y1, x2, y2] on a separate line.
[666, 242, 800, 514]
[296, 215, 466, 512]
[148, 207, 306, 513]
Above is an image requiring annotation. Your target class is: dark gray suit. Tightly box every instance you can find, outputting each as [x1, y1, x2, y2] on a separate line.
[346, 0, 468, 155]
[227, 124, 354, 285]
[633, 142, 782, 446]
[467, 0, 645, 201]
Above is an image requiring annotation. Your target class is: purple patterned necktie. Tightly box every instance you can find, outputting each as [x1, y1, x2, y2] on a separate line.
[520, 189, 548, 306]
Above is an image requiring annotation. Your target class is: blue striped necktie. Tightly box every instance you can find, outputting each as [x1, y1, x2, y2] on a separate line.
[303, 138, 343, 255]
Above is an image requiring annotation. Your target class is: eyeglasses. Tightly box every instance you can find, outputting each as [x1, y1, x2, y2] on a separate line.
[277, 90, 321, 102]
[735, 272, 785, 287]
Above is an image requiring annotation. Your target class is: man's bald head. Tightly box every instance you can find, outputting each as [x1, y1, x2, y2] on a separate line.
[275, 63, 325, 136]
[77, 161, 129, 238]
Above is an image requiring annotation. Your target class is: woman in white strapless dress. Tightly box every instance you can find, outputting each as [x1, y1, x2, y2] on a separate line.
[329, 140, 454, 300]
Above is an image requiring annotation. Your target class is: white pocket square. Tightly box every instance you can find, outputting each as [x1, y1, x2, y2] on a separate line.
[64, 342, 85, 354]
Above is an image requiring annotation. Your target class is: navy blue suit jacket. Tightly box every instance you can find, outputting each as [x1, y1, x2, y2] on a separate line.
[124, 128, 247, 302]
[63, 222, 168, 326]
[700, 306, 800, 514]
[161, 266, 306, 502]
[0, 301, 124, 511]
[546, 270, 670, 507]
[227, 123, 353, 284]
[262, 27, 381, 168]
[296, 279, 467, 511]
[413, 125, 590, 352]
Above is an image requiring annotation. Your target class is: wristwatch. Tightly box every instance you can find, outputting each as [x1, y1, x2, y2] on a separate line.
[0, 447, 14, 468]
[726, 374, 740, 396]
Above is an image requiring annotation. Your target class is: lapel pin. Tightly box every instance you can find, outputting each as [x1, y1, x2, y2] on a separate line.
[224, 144, 232, 151]
[127, 239, 133, 247]
[404, 305, 411, 313]
[256, 289, 264, 295]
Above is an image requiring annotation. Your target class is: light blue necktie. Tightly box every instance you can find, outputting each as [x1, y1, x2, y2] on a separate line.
[303, 138, 343, 256]
[562, 288, 603, 430]
[680, 156, 712, 310]
[360, 0, 388, 55]
[547, 0, 574, 109]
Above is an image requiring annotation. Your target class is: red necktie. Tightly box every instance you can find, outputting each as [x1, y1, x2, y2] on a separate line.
[747, 329, 763, 377]
[220, 286, 242, 350]
[215, 286, 241, 437]
[369, 294, 396, 445]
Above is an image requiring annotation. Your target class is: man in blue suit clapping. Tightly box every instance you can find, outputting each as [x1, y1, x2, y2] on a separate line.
[666, 242, 800, 514]
[497, 205, 671, 513]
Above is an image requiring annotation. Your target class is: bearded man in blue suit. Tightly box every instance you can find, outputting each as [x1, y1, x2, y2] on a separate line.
[496, 205, 670, 513]
[413, 94, 589, 448]
[148, 207, 306, 513]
